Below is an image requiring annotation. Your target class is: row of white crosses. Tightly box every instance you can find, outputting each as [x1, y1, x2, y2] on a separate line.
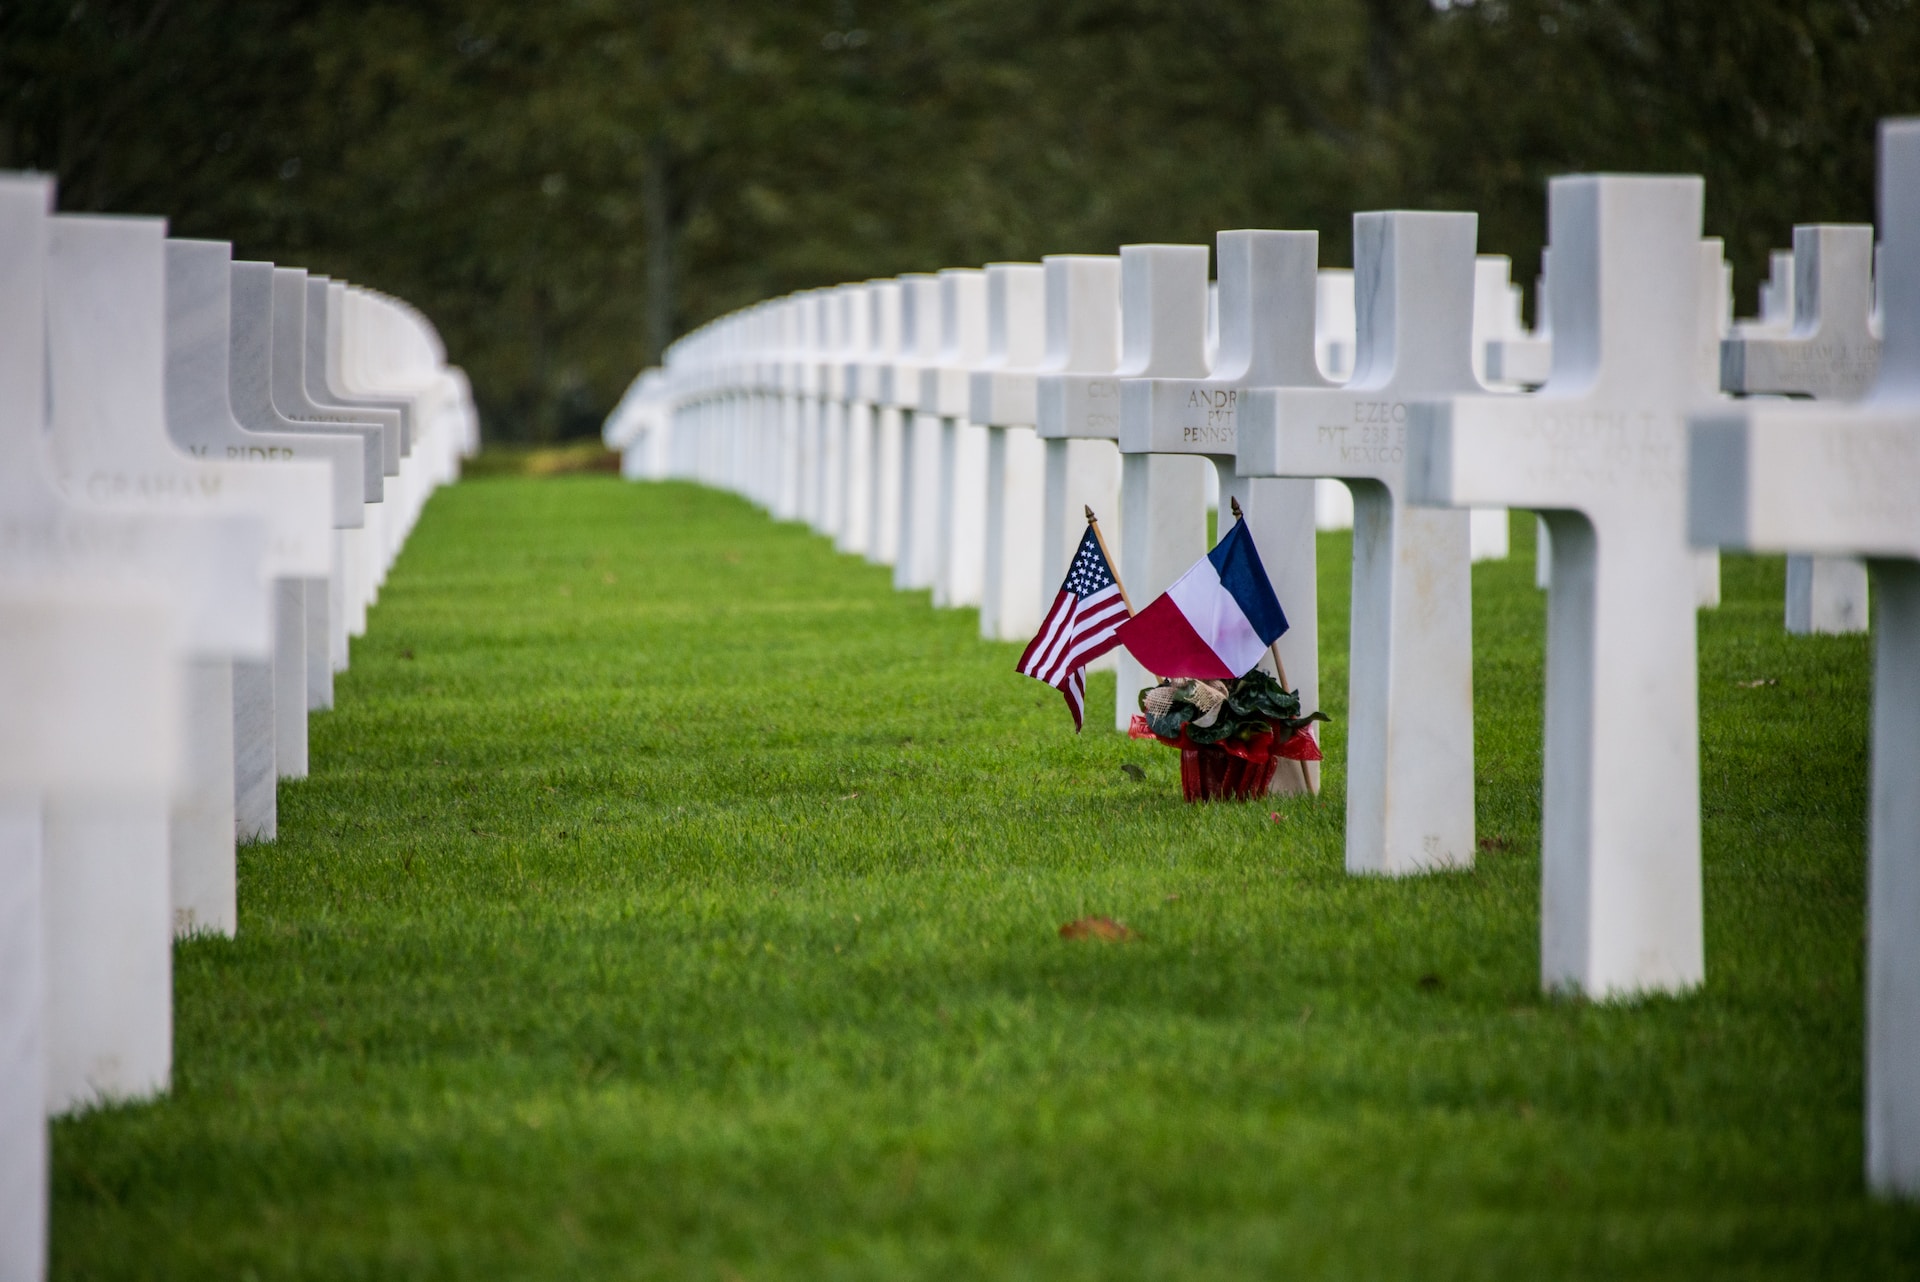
[0, 175, 478, 1278]
[609, 121, 1918, 1197]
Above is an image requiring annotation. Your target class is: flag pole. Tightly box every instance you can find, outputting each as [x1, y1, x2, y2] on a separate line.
[1085, 505, 1134, 616]
[1232, 495, 1314, 795]
[1230, 497, 1292, 686]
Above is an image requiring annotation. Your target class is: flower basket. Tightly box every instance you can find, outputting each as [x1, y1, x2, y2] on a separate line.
[1139, 719, 1322, 802]
[1128, 670, 1328, 805]
[1180, 741, 1280, 802]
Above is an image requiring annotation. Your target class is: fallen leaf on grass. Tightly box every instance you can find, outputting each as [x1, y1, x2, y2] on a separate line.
[1478, 835, 1514, 853]
[1736, 677, 1778, 688]
[399, 648, 415, 660]
[840, 791, 861, 800]
[1164, 893, 1180, 902]
[1120, 763, 1146, 781]
[1060, 916, 1133, 942]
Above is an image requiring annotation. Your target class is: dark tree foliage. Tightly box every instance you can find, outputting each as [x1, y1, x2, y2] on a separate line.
[4, 0, 1917, 442]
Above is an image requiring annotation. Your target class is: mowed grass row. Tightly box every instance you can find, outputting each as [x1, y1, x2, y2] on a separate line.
[52, 478, 1920, 1279]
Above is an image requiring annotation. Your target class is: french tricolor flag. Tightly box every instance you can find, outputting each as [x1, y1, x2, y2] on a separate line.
[1114, 516, 1289, 680]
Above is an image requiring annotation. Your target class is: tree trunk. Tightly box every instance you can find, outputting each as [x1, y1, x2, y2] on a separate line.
[643, 137, 674, 367]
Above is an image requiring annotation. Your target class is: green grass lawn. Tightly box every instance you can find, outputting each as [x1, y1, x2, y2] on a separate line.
[52, 478, 1920, 1278]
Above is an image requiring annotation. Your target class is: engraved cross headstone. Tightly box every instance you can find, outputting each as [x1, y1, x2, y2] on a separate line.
[1721, 223, 1883, 635]
[855, 280, 903, 565]
[925, 268, 990, 609]
[810, 288, 844, 537]
[832, 283, 873, 556]
[972, 262, 1049, 641]
[777, 294, 814, 523]
[1106, 244, 1219, 734]
[1409, 174, 1713, 997]
[1035, 254, 1126, 622]
[1241, 211, 1482, 856]
[1121, 230, 1329, 789]
[891, 274, 944, 591]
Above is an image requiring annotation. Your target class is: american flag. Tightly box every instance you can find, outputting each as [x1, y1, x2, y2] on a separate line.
[1016, 526, 1130, 730]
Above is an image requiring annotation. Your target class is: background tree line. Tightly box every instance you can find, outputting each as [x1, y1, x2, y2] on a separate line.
[5, 0, 1917, 442]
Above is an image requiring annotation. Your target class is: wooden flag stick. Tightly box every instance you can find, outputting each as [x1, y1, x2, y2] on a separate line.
[1085, 504, 1134, 616]
[1233, 496, 1312, 792]
[1227, 498, 1289, 680]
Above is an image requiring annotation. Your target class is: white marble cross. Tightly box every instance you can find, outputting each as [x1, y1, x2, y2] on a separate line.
[1, 178, 270, 1117]
[972, 262, 1048, 642]
[854, 280, 903, 566]
[0, 181, 188, 1273]
[1106, 244, 1220, 733]
[1240, 212, 1482, 854]
[776, 294, 813, 523]
[891, 274, 944, 592]
[832, 283, 873, 556]
[170, 245, 363, 724]
[1524, 239, 1729, 609]
[792, 291, 825, 527]
[1722, 224, 1883, 635]
[1410, 174, 1714, 998]
[1688, 116, 1920, 1198]
[793, 293, 824, 525]
[732, 305, 772, 505]
[925, 268, 990, 609]
[810, 288, 845, 537]
[1121, 230, 1328, 791]
[763, 302, 791, 511]
[1035, 255, 1125, 599]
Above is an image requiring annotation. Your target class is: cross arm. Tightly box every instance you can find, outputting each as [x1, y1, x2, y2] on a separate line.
[1689, 404, 1920, 560]
[1408, 392, 1632, 513]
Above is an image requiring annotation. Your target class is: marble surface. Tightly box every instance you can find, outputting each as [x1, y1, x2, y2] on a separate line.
[273, 578, 308, 779]
[233, 659, 276, 843]
[170, 658, 236, 937]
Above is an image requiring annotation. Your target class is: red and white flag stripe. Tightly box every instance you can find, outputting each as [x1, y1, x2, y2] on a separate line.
[1024, 584, 1127, 687]
[1017, 523, 1130, 730]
